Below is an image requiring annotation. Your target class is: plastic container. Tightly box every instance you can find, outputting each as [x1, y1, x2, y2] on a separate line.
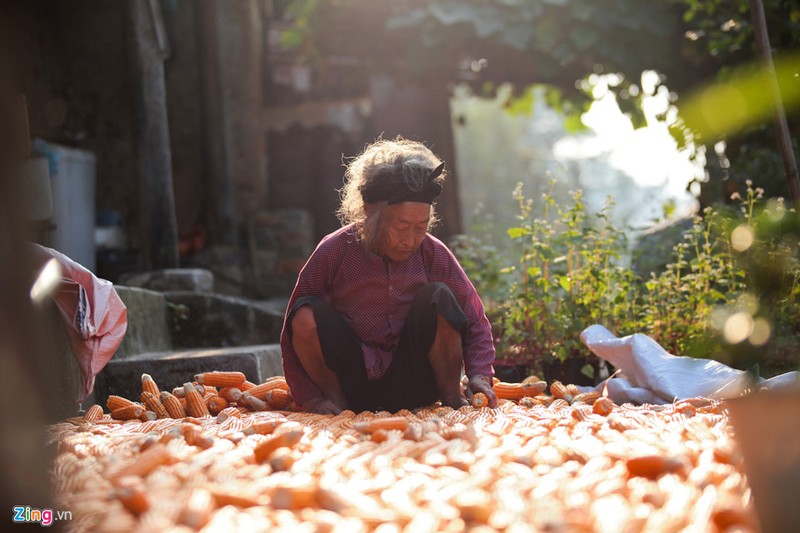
[48, 143, 96, 272]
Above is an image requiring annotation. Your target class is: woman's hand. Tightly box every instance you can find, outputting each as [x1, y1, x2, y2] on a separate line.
[465, 375, 498, 408]
[305, 397, 343, 415]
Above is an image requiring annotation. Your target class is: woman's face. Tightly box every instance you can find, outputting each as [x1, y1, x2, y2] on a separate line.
[379, 201, 431, 262]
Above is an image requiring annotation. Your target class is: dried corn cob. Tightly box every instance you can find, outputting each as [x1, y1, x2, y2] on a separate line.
[215, 406, 243, 423]
[565, 383, 582, 398]
[115, 480, 150, 516]
[139, 410, 157, 422]
[521, 374, 542, 385]
[110, 404, 144, 420]
[140, 391, 169, 419]
[592, 396, 615, 416]
[107, 443, 174, 480]
[370, 428, 389, 443]
[518, 396, 539, 408]
[549, 398, 570, 410]
[193, 371, 246, 388]
[218, 386, 243, 402]
[625, 455, 683, 479]
[266, 388, 292, 410]
[179, 488, 213, 529]
[271, 483, 318, 510]
[172, 386, 186, 398]
[243, 419, 284, 436]
[208, 487, 263, 508]
[493, 381, 547, 400]
[159, 391, 186, 419]
[183, 382, 211, 418]
[572, 391, 602, 404]
[253, 429, 304, 463]
[241, 393, 267, 412]
[239, 380, 257, 391]
[571, 405, 594, 421]
[353, 416, 410, 433]
[140, 373, 160, 397]
[269, 448, 297, 471]
[200, 385, 218, 397]
[181, 424, 214, 449]
[106, 395, 136, 412]
[246, 377, 289, 401]
[471, 392, 489, 409]
[82, 404, 104, 422]
[205, 395, 229, 415]
[550, 381, 572, 402]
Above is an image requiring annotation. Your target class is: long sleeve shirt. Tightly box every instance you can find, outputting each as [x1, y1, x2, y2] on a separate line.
[280, 224, 496, 406]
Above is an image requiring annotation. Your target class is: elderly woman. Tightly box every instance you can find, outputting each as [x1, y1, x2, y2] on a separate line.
[280, 138, 497, 414]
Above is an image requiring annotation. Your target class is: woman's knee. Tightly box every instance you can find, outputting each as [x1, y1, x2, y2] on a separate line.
[435, 314, 463, 348]
[416, 281, 451, 302]
[290, 305, 318, 342]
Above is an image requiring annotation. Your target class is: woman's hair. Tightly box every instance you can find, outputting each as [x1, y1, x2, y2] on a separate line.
[337, 138, 445, 246]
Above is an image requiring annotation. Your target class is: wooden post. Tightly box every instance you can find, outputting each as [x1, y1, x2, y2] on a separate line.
[748, 0, 800, 208]
[195, 0, 239, 247]
[123, 0, 179, 269]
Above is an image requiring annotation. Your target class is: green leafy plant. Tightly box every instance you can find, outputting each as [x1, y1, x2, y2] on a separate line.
[472, 180, 799, 384]
[496, 182, 636, 382]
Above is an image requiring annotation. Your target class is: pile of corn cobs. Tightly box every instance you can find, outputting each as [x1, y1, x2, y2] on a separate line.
[48, 372, 757, 532]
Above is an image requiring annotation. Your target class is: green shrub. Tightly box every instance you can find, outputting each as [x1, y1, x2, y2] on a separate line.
[496, 183, 636, 380]
[457, 180, 800, 382]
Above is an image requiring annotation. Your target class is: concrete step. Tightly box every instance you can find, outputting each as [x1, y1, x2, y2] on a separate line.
[164, 291, 283, 349]
[94, 344, 282, 408]
[114, 285, 172, 358]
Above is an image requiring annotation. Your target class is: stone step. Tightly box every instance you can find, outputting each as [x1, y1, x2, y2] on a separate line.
[113, 285, 172, 358]
[93, 344, 283, 409]
[164, 291, 284, 349]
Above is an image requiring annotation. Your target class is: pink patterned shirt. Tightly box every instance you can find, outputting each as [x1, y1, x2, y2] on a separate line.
[280, 224, 495, 405]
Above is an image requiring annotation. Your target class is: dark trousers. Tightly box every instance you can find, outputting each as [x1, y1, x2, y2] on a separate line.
[287, 282, 467, 412]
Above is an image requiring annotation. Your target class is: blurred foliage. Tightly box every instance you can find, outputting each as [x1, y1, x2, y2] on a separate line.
[669, 0, 800, 205]
[280, 0, 800, 205]
[678, 54, 800, 144]
[279, 0, 680, 127]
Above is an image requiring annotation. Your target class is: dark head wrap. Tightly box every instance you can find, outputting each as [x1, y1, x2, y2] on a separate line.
[360, 162, 445, 205]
